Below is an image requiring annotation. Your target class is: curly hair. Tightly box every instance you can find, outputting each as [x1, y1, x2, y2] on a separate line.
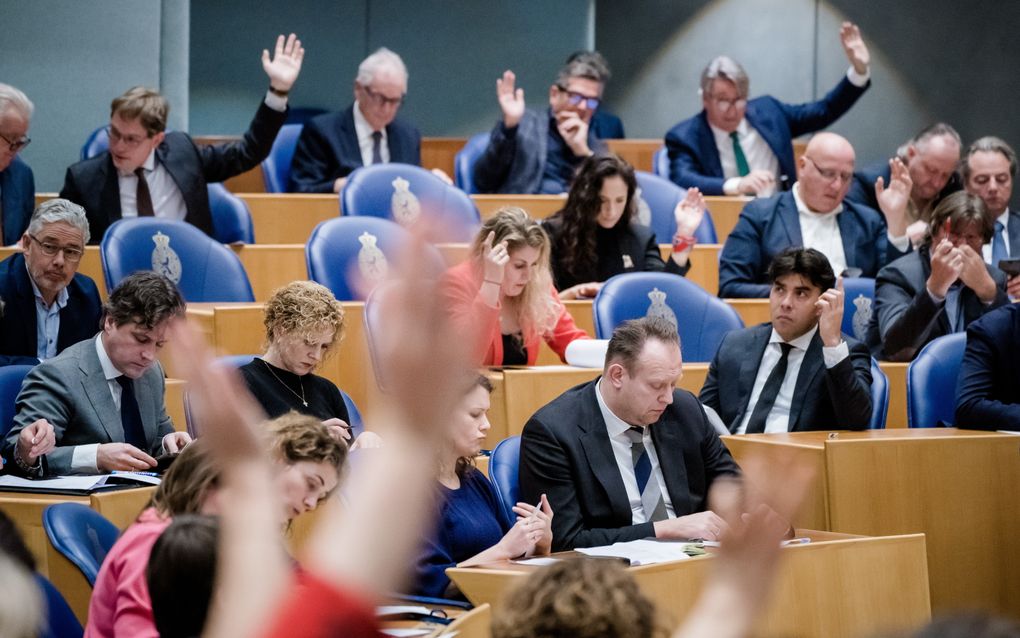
[266, 412, 347, 480]
[491, 557, 663, 638]
[263, 280, 346, 357]
[471, 207, 561, 340]
[550, 153, 637, 283]
[104, 271, 185, 329]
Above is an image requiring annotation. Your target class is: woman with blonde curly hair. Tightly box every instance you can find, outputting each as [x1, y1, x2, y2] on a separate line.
[239, 280, 382, 448]
[441, 207, 588, 366]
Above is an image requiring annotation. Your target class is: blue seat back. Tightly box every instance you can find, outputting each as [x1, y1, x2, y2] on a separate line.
[341, 164, 480, 242]
[454, 132, 491, 195]
[907, 332, 967, 428]
[0, 365, 33, 439]
[206, 183, 254, 244]
[100, 218, 254, 302]
[306, 216, 445, 302]
[653, 147, 669, 178]
[81, 125, 110, 160]
[634, 171, 717, 244]
[869, 357, 889, 430]
[592, 272, 744, 362]
[42, 503, 119, 586]
[841, 277, 876, 342]
[261, 123, 303, 193]
[489, 436, 521, 524]
[36, 574, 84, 638]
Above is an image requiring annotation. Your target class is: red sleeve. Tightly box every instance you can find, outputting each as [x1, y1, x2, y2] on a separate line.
[543, 287, 590, 363]
[261, 571, 381, 638]
[440, 261, 502, 365]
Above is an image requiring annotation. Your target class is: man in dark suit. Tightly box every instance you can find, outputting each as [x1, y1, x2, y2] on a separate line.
[701, 248, 872, 433]
[565, 50, 625, 140]
[519, 317, 741, 550]
[664, 23, 871, 197]
[59, 35, 304, 244]
[0, 199, 101, 366]
[962, 136, 1020, 299]
[1, 272, 191, 476]
[289, 47, 424, 194]
[719, 132, 911, 298]
[956, 303, 1020, 430]
[866, 192, 1008, 361]
[473, 56, 608, 194]
[0, 83, 35, 245]
[846, 123, 962, 244]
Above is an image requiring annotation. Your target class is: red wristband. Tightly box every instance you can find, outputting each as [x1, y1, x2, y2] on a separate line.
[672, 234, 697, 253]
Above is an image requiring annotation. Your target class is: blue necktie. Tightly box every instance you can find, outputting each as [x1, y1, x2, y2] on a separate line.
[992, 221, 1009, 267]
[626, 427, 667, 522]
[116, 376, 147, 450]
[945, 283, 964, 333]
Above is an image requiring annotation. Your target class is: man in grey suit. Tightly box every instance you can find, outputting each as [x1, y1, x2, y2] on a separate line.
[2, 272, 191, 476]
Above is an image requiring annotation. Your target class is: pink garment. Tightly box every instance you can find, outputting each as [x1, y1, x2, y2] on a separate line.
[84, 507, 170, 638]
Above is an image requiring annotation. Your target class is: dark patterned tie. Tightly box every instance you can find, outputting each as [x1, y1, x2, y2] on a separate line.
[116, 376, 147, 450]
[745, 343, 793, 434]
[134, 167, 154, 216]
[626, 426, 667, 522]
[371, 131, 383, 165]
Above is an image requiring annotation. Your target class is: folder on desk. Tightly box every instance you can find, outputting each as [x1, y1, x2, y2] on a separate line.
[0, 472, 161, 496]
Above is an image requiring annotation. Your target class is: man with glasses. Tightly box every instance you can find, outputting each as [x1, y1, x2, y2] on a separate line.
[0, 198, 102, 366]
[473, 56, 608, 194]
[0, 83, 36, 246]
[719, 133, 912, 298]
[60, 34, 304, 243]
[665, 22, 871, 196]
[290, 47, 428, 193]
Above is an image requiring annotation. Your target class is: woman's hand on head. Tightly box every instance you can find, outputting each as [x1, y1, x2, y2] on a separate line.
[481, 231, 510, 283]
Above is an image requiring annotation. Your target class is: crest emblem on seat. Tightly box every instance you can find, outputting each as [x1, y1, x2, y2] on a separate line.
[851, 294, 872, 341]
[645, 287, 678, 329]
[151, 231, 182, 283]
[357, 231, 388, 281]
[390, 177, 421, 225]
[634, 187, 652, 227]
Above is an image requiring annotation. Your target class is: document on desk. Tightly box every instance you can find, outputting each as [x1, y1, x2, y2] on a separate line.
[575, 539, 692, 565]
[0, 472, 161, 494]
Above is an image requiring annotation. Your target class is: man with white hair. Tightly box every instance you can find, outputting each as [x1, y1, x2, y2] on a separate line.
[289, 47, 423, 193]
[0, 83, 35, 246]
[0, 198, 102, 366]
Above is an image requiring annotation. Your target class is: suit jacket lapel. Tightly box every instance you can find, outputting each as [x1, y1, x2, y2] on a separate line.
[789, 334, 823, 431]
[99, 157, 123, 223]
[836, 207, 859, 271]
[649, 413, 692, 515]
[339, 107, 364, 169]
[1008, 210, 1020, 255]
[578, 381, 634, 523]
[9, 256, 39, 355]
[135, 366, 159, 449]
[776, 192, 803, 246]
[732, 325, 771, 432]
[80, 340, 124, 444]
[695, 111, 724, 177]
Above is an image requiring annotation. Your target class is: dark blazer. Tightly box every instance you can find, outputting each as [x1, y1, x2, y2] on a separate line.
[664, 76, 869, 195]
[995, 208, 1020, 260]
[60, 100, 286, 244]
[718, 191, 906, 298]
[473, 108, 605, 194]
[1, 338, 173, 475]
[866, 245, 1008, 361]
[699, 323, 873, 432]
[288, 105, 422, 193]
[0, 253, 102, 366]
[590, 110, 625, 140]
[955, 303, 1020, 430]
[846, 160, 961, 214]
[1, 157, 34, 246]
[519, 380, 740, 551]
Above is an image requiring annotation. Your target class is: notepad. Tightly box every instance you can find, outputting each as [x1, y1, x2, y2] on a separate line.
[575, 539, 692, 565]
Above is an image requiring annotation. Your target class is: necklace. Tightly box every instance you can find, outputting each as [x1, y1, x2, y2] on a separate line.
[261, 359, 308, 407]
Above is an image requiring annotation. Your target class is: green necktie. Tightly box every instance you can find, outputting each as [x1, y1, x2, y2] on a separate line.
[730, 131, 750, 177]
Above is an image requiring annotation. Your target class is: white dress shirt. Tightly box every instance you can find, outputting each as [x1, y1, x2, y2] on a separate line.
[792, 183, 848, 276]
[736, 326, 849, 434]
[595, 379, 676, 524]
[353, 100, 390, 167]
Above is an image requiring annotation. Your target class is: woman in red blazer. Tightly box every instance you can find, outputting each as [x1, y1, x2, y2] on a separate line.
[441, 206, 589, 366]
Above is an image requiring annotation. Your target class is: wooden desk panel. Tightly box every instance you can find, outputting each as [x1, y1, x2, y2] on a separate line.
[240, 193, 337, 244]
[421, 137, 466, 177]
[0, 246, 107, 299]
[449, 533, 931, 637]
[230, 244, 307, 301]
[472, 194, 565, 220]
[882, 362, 908, 428]
[725, 298, 770, 326]
[605, 139, 661, 172]
[165, 378, 187, 433]
[194, 136, 266, 192]
[703, 195, 749, 244]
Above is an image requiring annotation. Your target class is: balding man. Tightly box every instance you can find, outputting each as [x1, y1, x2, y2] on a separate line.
[0, 83, 35, 246]
[290, 47, 424, 194]
[665, 23, 871, 197]
[719, 132, 911, 298]
[847, 123, 962, 242]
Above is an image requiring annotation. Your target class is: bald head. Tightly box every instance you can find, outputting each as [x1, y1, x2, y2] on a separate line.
[907, 133, 961, 203]
[797, 133, 856, 213]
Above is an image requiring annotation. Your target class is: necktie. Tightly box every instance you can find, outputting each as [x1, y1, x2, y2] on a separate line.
[116, 376, 147, 450]
[945, 283, 964, 333]
[992, 221, 1009, 266]
[745, 343, 793, 434]
[730, 131, 750, 177]
[625, 427, 667, 522]
[371, 130, 383, 165]
[134, 167, 154, 217]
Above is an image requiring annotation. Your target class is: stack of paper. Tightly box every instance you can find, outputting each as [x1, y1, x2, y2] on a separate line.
[575, 539, 693, 565]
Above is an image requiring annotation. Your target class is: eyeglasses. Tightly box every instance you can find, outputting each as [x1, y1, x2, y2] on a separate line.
[0, 132, 31, 153]
[107, 125, 153, 150]
[707, 94, 747, 112]
[803, 156, 853, 184]
[556, 85, 600, 110]
[359, 84, 404, 108]
[28, 234, 84, 263]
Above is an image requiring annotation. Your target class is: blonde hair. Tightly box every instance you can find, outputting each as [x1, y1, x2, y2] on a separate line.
[266, 412, 347, 478]
[263, 281, 346, 357]
[471, 207, 561, 341]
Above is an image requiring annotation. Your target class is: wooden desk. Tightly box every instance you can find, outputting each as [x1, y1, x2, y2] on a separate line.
[472, 194, 566, 220]
[421, 137, 467, 177]
[240, 193, 337, 244]
[0, 487, 156, 622]
[703, 195, 749, 244]
[882, 362, 908, 428]
[448, 532, 931, 637]
[229, 243, 307, 301]
[722, 429, 1020, 616]
[605, 139, 662, 173]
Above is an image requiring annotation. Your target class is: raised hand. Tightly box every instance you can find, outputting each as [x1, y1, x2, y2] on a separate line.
[840, 22, 870, 75]
[675, 187, 706, 237]
[876, 157, 912, 237]
[814, 277, 845, 347]
[497, 70, 526, 129]
[482, 230, 510, 284]
[261, 33, 305, 93]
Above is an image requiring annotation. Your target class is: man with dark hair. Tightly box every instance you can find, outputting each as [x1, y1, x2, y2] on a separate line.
[519, 317, 740, 551]
[565, 50, 625, 140]
[60, 35, 304, 243]
[702, 248, 872, 433]
[1, 271, 191, 476]
[866, 191, 1008, 362]
[473, 57, 609, 194]
[962, 136, 1020, 299]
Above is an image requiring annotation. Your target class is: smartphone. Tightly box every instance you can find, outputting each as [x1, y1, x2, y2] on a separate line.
[998, 259, 1020, 277]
